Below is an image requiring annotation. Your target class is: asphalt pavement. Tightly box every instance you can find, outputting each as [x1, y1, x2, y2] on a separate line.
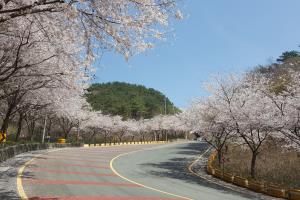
[112, 142, 259, 200]
[0, 142, 269, 200]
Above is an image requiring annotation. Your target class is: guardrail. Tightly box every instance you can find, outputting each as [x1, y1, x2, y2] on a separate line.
[0, 143, 83, 163]
[207, 151, 300, 200]
[84, 141, 167, 147]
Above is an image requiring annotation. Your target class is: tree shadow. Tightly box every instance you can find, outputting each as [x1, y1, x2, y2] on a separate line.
[0, 152, 43, 199]
[0, 188, 20, 200]
[0, 156, 41, 179]
[141, 142, 257, 199]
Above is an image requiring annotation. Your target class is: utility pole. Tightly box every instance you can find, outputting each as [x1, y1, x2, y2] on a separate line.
[42, 115, 47, 143]
[164, 97, 167, 115]
[164, 97, 168, 141]
[76, 120, 80, 142]
[165, 130, 168, 141]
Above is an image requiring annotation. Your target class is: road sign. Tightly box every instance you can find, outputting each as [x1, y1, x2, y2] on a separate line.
[0, 132, 6, 142]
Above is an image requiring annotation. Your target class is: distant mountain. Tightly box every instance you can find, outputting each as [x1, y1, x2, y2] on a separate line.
[86, 82, 180, 120]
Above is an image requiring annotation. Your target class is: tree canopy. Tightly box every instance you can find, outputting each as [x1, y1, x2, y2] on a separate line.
[86, 82, 181, 120]
[276, 50, 300, 63]
[252, 50, 300, 94]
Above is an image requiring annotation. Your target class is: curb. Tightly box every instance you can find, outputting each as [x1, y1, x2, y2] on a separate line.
[84, 141, 168, 148]
[207, 151, 300, 200]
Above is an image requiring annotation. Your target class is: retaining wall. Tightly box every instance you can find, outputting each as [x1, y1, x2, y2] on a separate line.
[207, 151, 300, 200]
[0, 143, 83, 163]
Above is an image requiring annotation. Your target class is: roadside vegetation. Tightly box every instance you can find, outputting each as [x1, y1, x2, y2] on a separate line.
[0, 95, 187, 145]
[212, 140, 300, 188]
[0, 1, 185, 145]
[184, 51, 300, 189]
[86, 82, 180, 120]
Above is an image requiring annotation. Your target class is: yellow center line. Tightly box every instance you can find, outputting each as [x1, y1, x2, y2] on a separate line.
[18, 142, 192, 200]
[17, 149, 63, 200]
[109, 143, 193, 200]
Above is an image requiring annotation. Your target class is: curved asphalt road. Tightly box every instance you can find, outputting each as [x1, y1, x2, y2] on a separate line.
[16, 142, 257, 200]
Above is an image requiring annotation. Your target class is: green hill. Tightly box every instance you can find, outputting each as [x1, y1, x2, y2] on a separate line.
[86, 82, 180, 120]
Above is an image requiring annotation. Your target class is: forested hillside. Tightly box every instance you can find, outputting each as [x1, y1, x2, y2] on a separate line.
[86, 82, 180, 119]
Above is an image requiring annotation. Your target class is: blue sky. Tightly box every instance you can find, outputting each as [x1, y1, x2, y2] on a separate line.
[93, 0, 300, 109]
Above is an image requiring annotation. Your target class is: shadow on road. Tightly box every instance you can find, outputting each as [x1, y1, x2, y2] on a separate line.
[0, 151, 45, 200]
[0, 189, 20, 200]
[141, 142, 256, 199]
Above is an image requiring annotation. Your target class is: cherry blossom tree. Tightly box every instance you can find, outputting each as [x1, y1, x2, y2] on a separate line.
[186, 98, 235, 165]
[0, 0, 183, 143]
[0, 12, 89, 137]
[187, 75, 282, 178]
[0, 0, 182, 59]
[258, 68, 300, 150]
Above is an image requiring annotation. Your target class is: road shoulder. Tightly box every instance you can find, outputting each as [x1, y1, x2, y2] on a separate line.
[0, 148, 65, 200]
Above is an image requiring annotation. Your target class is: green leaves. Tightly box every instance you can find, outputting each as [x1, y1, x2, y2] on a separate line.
[85, 82, 180, 120]
[276, 51, 300, 63]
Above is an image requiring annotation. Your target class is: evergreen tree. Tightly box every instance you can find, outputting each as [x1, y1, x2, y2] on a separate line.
[86, 82, 180, 120]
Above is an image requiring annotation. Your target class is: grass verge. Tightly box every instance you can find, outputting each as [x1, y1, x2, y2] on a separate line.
[212, 140, 300, 189]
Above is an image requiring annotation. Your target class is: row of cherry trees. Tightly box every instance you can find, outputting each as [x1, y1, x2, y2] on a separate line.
[0, 1, 183, 142]
[80, 113, 188, 144]
[184, 59, 300, 178]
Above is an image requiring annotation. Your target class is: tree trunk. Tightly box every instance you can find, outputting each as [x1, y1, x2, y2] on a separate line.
[64, 128, 72, 139]
[250, 152, 257, 179]
[64, 131, 68, 139]
[15, 113, 23, 142]
[217, 150, 222, 166]
[89, 131, 96, 146]
[29, 121, 36, 142]
[1, 104, 14, 133]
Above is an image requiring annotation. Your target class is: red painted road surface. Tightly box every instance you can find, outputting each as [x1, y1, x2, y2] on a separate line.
[21, 144, 182, 200]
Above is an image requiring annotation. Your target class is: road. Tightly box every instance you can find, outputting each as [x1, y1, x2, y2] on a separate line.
[3, 142, 262, 200]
